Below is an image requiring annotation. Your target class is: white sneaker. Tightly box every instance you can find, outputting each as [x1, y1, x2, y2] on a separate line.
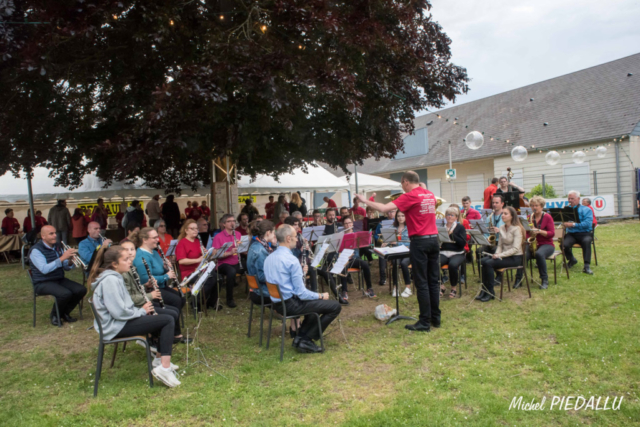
[152, 357, 179, 371]
[391, 287, 398, 297]
[152, 366, 181, 387]
[401, 287, 413, 298]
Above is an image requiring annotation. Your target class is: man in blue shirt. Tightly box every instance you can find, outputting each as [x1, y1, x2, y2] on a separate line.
[264, 224, 341, 354]
[78, 221, 113, 267]
[562, 190, 594, 275]
[29, 225, 87, 326]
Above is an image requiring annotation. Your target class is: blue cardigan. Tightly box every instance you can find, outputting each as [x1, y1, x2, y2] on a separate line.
[133, 249, 169, 288]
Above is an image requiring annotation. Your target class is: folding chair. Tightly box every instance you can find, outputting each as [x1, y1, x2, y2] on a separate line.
[570, 227, 598, 266]
[246, 275, 273, 347]
[89, 298, 154, 397]
[265, 281, 325, 361]
[440, 262, 467, 298]
[28, 269, 62, 328]
[527, 238, 570, 285]
[497, 243, 531, 300]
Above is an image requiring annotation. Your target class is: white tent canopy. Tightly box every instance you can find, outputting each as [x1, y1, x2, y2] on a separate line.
[338, 172, 402, 193]
[237, 164, 350, 195]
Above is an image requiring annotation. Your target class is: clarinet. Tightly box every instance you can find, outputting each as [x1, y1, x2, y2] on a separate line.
[231, 233, 243, 270]
[157, 246, 181, 290]
[131, 267, 157, 315]
[197, 234, 206, 257]
[141, 258, 165, 308]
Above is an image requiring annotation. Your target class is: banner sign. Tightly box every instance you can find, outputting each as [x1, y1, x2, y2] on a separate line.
[238, 195, 257, 204]
[78, 201, 144, 217]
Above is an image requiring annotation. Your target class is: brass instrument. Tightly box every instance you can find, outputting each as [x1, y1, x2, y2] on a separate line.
[157, 246, 182, 290]
[61, 242, 87, 270]
[141, 258, 165, 308]
[131, 266, 157, 315]
[527, 213, 537, 253]
[507, 167, 514, 181]
[488, 235, 497, 245]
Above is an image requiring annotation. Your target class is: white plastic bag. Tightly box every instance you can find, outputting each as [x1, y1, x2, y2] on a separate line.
[374, 304, 397, 321]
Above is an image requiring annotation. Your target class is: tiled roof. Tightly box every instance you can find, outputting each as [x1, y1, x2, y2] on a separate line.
[345, 52, 640, 175]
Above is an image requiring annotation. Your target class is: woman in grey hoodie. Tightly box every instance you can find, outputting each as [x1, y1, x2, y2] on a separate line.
[89, 245, 181, 388]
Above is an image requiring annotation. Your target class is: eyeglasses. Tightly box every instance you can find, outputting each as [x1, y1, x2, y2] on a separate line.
[159, 225, 166, 228]
[446, 213, 457, 217]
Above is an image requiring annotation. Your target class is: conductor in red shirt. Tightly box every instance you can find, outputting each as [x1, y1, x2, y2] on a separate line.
[356, 171, 440, 332]
[323, 196, 337, 209]
[483, 178, 499, 209]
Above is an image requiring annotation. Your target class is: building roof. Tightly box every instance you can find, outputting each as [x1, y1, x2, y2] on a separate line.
[346, 52, 640, 175]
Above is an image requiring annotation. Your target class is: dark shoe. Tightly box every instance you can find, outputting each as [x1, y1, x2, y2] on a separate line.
[296, 339, 323, 353]
[174, 336, 194, 344]
[431, 320, 441, 328]
[582, 266, 594, 275]
[62, 314, 77, 323]
[405, 322, 430, 332]
[567, 258, 578, 269]
[289, 327, 297, 339]
[378, 280, 386, 286]
[226, 300, 237, 308]
[365, 288, 377, 298]
[475, 290, 486, 300]
[441, 274, 449, 284]
[480, 293, 494, 302]
[540, 279, 549, 290]
[338, 296, 349, 305]
[50, 316, 62, 327]
[292, 336, 302, 348]
[513, 278, 523, 289]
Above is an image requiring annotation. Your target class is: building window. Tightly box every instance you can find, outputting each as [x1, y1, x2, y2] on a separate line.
[466, 174, 485, 201]
[563, 163, 591, 196]
[395, 128, 428, 160]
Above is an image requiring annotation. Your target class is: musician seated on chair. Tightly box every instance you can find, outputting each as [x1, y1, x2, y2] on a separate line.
[78, 221, 113, 267]
[88, 245, 181, 388]
[461, 196, 482, 220]
[479, 207, 525, 302]
[29, 225, 87, 326]
[175, 219, 221, 312]
[263, 224, 340, 354]
[130, 228, 184, 315]
[311, 210, 324, 227]
[382, 211, 412, 298]
[375, 208, 396, 286]
[514, 196, 556, 289]
[439, 207, 467, 300]
[337, 217, 376, 300]
[476, 194, 505, 259]
[562, 190, 594, 275]
[247, 219, 276, 307]
[119, 241, 191, 344]
[212, 214, 242, 309]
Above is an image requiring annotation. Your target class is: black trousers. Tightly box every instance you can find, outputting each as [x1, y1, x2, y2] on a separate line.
[114, 314, 174, 356]
[409, 237, 441, 326]
[217, 263, 239, 302]
[360, 247, 374, 262]
[392, 257, 412, 286]
[340, 258, 372, 291]
[154, 304, 181, 336]
[317, 267, 340, 297]
[275, 296, 341, 341]
[379, 257, 388, 284]
[481, 255, 523, 294]
[439, 253, 465, 287]
[160, 287, 185, 312]
[563, 232, 592, 265]
[515, 244, 555, 281]
[249, 292, 273, 306]
[34, 278, 87, 318]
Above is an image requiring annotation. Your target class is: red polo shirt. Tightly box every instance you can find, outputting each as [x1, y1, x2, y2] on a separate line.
[392, 187, 437, 236]
[175, 237, 202, 278]
[2, 217, 20, 235]
[350, 206, 366, 217]
[326, 199, 337, 208]
[483, 184, 498, 209]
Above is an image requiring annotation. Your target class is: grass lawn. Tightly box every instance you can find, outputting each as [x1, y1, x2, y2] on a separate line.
[1, 220, 639, 426]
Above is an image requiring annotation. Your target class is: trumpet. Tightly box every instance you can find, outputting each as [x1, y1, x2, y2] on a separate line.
[61, 242, 87, 270]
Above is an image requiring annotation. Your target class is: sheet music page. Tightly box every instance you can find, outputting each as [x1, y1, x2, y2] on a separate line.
[212, 242, 233, 260]
[326, 230, 345, 254]
[330, 249, 354, 274]
[166, 240, 178, 256]
[310, 242, 330, 268]
[302, 227, 314, 241]
[237, 235, 250, 253]
[380, 219, 394, 227]
[374, 246, 410, 256]
[192, 262, 216, 295]
[437, 226, 452, 243]
[381, 228, 398, 244]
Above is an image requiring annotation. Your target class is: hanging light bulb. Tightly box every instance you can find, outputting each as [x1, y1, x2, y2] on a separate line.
[113, 14, 118, 20]
[219, 15, 224, 20]
[260, 25, 267, 33]
[170, 19, 174, 26]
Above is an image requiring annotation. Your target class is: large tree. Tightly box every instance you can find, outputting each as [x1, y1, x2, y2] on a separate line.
[1, 0, 468, 191]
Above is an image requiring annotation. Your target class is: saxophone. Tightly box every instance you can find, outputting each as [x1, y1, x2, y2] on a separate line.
[527, 213, 537, 253]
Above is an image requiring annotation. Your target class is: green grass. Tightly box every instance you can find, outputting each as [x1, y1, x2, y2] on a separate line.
[1, 221, 639, 426]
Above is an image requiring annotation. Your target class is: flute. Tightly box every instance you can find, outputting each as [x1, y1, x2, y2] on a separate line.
[482, 251, 502, 259]
[141, 258, 165, 308]
[157, 246, 181, 290]
[131, 267, 157, 315]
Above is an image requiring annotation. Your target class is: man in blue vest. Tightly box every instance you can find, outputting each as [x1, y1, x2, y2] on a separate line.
[563, 190, 594, 275]
[29, 225, 87, 326]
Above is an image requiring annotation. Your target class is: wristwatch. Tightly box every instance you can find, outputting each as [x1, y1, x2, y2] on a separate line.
[318, 293, 323, 300]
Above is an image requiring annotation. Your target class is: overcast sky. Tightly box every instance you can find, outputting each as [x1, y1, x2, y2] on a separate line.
[425, 0, 640, 113]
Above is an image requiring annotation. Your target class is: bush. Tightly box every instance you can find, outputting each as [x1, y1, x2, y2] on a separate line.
[526, 183, 557, 199]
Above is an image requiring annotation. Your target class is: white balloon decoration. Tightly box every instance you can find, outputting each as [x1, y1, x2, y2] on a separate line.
[511, 146, 528, 162]
[572, 151, 586, 164]
[595, 146, 607, 158]
[545, 150, 560, 165]
[464, 131, 484, 150]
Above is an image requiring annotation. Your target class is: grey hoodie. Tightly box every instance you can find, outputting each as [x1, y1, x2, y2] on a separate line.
[91, 269, 146, 340]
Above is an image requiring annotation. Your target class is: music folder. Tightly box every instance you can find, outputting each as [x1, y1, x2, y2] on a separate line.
[470, 219, 491, 234]
[548, 207, 577, 223]
[437, 226, 452, 243]
[166, 240, 178, 256]
[467, 229, 491, 246]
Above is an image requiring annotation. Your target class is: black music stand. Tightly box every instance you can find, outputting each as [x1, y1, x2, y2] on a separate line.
[501, 190, 521, 210]
[379, 250, 416, 325]
[548, 207, 577, 224]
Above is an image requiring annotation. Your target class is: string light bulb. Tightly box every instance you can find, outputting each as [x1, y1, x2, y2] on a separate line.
[170, 20, 174, 26]
[260, 25, 267, 33]
[219, 15, 224, 20]
[113, 14, 118, 20]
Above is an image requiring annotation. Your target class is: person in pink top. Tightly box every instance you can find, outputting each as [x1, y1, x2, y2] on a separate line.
[212, 213, 242, 308]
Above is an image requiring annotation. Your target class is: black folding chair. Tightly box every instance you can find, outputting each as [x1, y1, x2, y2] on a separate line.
[27, 269, 62, 328]
[246, 275, 274, 347]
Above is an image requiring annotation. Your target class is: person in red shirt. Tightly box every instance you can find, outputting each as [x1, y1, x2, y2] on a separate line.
[356, 170, 439, 332]
[2, 209, 20, 235]
[188, 201, 202, 221]
[184, 201, 193, 218]
[323, 196, 337, 209]
[581, 198, 597, 227]
[175, 219, 221, 311]
[200, 201, 211, 222]
[265, 196, 276, 219]
[24, 209, 48, 234]
[235, 213, 250, 236]
[368, 193, 377, 202]
[349, 198, 367, 218]
[275, 211, 288, 229]
[461, 196, 482, 220]
[483, 178, 499, 209]
[70, 208, 88, 244]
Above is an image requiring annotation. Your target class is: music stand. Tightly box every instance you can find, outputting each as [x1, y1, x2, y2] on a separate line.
[502, 190, 521, 210]
[166, 240, 178, 257]
[480, 209, 493, 218]
[376, 248, 415, 325]
[520, 207, 533, 217]
[548, 207, 576, 224]
[437, 227, 452, 244]
[470, 220, 492, 235]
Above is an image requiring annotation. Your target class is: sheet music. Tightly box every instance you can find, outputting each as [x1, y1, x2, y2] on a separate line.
[325, 230, 346, 254]
[467, 229, 491, 246]
[374, 246, 410, 256]
[436, 218, 445, 227]
[192, 262, 216, 295]
[198, 248, 214, 270]
[211, 242, 233, 260]
[380, 228, 398, 244]
[310, 242, 330, 268]
[330, 249, 354, 274]
[237, 235, 250, 253]
[470, 220, 491, 234]
[437, 226, 453, 243]
[181, 261, 210, 287]
[480, 209, 493, 217]
[166, 240, 178, 256]
[302, 226, 325, 241]
[380, 219, 394, 228]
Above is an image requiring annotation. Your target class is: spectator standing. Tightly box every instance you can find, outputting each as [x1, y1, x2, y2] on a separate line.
[47, 200, 72, 244]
